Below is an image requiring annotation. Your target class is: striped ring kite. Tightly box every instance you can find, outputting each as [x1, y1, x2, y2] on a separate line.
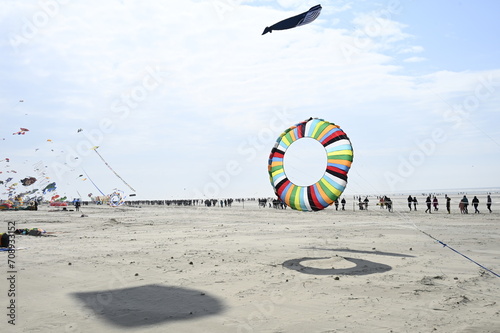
[268, 118, 353, 211]
[108, 190, 126, 207]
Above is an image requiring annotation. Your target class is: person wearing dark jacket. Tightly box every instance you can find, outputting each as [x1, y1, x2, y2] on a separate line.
[445, 194, 451, 214]
[425, 195, 432, 213]
[472, 196, 480, 214]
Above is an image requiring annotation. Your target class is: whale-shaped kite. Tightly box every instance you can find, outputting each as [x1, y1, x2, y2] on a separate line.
[262, 4, 322, 35]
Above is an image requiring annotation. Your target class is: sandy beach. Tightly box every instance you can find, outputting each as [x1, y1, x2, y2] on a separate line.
[1, 194, 499, 333]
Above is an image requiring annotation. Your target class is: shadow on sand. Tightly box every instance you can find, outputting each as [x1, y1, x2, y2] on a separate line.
[282, 256, 392, 276]
[303, 247, 416, 258]
[72, 284, 224, 327]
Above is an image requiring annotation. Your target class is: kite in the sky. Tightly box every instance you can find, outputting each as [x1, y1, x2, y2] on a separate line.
[108, 190, 126, 207]
[13, 128, 29, 135]
[262, 4, 322, 35]
[21, 177, 37, 186]
[42, 182, 57, 194]
[268, 117, 353, 212]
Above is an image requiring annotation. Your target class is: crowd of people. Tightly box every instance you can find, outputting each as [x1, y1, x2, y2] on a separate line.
[7, 194, 492, 214]
[414, 194, 493, 214]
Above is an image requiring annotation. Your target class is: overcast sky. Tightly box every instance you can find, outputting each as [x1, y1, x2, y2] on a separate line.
[1, 0, 500, 200]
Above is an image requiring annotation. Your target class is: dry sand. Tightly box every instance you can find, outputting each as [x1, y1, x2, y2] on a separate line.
[1, 195, 499, 333]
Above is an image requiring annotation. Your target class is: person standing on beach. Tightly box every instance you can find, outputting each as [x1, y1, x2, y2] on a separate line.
[341, 198, 346, 210]
[472, 196, 480, 213]
[334, 199, 339, 211]
[407, 195, 413, 211]
[445, 195, 451, 214]
[461, 195, 469, 214]
[385, 197, 393, 212]
[487, 194, 492, 213]
[433, 196, 439, 211]
[425, 195, 432, 213]
[413, 197, 418, 210]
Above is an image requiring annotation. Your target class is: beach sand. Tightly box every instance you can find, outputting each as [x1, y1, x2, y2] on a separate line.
[1, 195, 499, 332]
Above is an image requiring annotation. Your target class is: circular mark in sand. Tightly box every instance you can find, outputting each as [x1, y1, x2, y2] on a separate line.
[282, 257, 392, 276]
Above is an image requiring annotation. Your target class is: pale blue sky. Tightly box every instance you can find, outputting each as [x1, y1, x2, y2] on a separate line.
[1, 1, 499, 200]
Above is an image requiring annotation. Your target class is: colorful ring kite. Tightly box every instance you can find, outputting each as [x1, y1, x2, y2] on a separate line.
[108, 190, 126, 207]
[268, 118, 353, 212]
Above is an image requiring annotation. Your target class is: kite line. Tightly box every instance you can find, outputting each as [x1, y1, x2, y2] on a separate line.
[91, 146, 136, 192]
[411, 222, 500, 278]
[349, 167, 499, 278]
[82, 169, 105, 196]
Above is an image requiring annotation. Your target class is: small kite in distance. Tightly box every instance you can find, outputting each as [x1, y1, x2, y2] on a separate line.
[262, 4, 322, 35]
[21, 177, 37, 186]
[42, 182, 57, 194]
[13, 128, 29, 135]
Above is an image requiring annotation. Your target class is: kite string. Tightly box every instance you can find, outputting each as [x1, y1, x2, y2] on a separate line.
[409, 221, 500, 278]
[93, 150, 136, 192]
[82, 169, 105, 196]
[351, 168, 500, 278]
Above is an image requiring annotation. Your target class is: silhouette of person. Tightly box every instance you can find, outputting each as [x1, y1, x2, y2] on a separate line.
[487, 194, 492, 213]
[425, 195, 432, 213]
[341, 198, 346, 210]
[432, 196, 438, 211]
[472, 196, 479, 213]
[407, 195, 413, 211]
[413, 197, 418, 210]
[461, 195, 469, 214]
[386, 197, 393, 212]
[445, 195, 451, 214]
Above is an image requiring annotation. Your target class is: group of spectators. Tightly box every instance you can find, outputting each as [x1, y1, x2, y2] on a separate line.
[54, 195, 494, 214]
[414, 194, 493, 214]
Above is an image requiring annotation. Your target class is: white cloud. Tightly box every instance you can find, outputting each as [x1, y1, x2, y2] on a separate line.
[399, 45, 424, 54]
[404, 56, 426, 63]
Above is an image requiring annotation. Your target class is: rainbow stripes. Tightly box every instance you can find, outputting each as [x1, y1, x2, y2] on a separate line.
[268, 118, 353, 212]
